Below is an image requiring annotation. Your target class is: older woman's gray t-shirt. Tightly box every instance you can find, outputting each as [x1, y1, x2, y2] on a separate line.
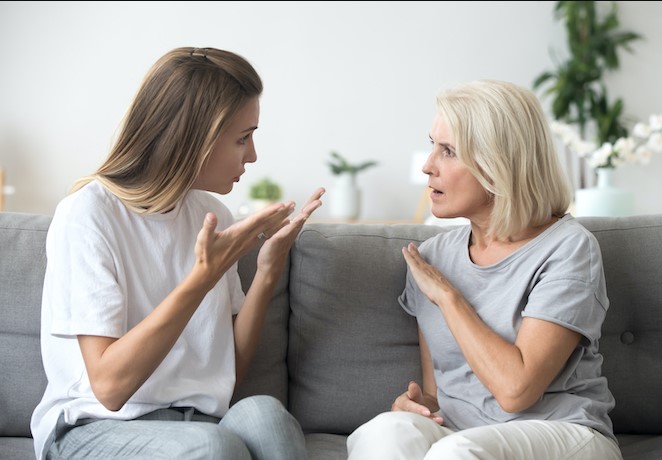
[398, 214, 616, 442]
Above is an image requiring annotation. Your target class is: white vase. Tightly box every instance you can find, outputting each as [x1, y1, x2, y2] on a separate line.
[329, 173, 361, 220]
[574, 168, 634, 217]
[250, 199, 276, 213]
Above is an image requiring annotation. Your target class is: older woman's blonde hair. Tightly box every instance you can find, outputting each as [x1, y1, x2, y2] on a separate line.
[73, 47, 263, 214]
[436, 80, 572, 240]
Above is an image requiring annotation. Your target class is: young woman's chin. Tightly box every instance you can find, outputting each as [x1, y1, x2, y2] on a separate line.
[193, 182, 233, 195]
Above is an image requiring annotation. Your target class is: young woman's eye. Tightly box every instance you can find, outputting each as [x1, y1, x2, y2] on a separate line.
[239, 135, 250, 145]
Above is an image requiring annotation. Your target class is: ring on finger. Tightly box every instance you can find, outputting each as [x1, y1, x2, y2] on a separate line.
[257, 231, 267, 241]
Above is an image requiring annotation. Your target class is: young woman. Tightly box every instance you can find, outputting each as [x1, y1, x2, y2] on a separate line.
[31, 47, 323, 460]
[347, 80, 621, 460]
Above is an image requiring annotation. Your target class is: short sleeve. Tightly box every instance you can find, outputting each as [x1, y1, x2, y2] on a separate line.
[522, 230, 608, 341]
[46, 214, 126, 338]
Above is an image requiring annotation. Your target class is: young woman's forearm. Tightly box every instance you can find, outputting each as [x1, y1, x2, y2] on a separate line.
[80, 271, 213, 411]
[232, 267, 281, 384]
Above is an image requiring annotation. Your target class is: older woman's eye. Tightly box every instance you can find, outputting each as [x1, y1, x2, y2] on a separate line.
[442, 146, 457, 158]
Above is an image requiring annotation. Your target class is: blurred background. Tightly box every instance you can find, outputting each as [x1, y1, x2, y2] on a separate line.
[1, 1, 661, 221]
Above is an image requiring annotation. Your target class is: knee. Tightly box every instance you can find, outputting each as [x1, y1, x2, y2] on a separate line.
[348, 412, 442, 459]
[166, 423, 251, 460]
[359, 411, 430, 435]
[227, 395, 301, 432]
[350, 411, 421, 445]
[232, 394, 282, 411]
[427, 433, 479, 459]
[232, 395, 288, 420]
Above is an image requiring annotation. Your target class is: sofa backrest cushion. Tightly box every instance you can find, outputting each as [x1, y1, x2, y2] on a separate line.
[287, 223, 451, 434]
[0, 212, 50, 437]
[231, 245, 290, 406]
[578, 215, 662, 434]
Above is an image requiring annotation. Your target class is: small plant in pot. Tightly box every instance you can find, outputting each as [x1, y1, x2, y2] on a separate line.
[326, 151, 378, 220]
[327, 151, 378, 177]
[249, 177, 283, 212]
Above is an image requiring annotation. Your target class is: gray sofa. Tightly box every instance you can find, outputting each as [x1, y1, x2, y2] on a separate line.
[1, 211, 661, 460]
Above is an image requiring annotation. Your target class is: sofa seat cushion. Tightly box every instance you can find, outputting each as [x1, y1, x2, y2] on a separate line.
[305, 433, 348, 459]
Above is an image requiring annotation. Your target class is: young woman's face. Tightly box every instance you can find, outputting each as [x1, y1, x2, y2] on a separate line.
[192, 96, 260, 195]
[423, 112, 492, 220]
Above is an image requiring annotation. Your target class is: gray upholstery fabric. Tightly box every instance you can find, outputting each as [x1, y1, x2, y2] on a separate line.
[0, 212, 50, 439]
[305, 433, 349, 459]
[231, 244, 290, 406]
[288, 224, 450, 434]
[579, 216, 662, 434]
[1, 212, 661, 460]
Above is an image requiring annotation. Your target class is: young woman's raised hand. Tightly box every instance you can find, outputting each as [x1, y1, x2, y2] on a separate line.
[193, 187, 324, 290]
[255, 187, 325, 275]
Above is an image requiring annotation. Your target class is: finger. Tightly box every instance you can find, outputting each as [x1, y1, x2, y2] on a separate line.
[246, 205, 296, 242]
[406, 242, 420, 255]
[402, 246, 414, 264]
[402, 399, 431, 417]
[299, 189, 325, 216]
[431, 414, 444, 424]
[265, 218, 292, 239]
[305, 187, 326, 205]
[199, 212, 218, 241]
[241, 202, 295, 233]
[204, 212, 217, 228]
[296, 188, 325, 217]
[406, 380, 421, 399]
[292, 202, 322, 225]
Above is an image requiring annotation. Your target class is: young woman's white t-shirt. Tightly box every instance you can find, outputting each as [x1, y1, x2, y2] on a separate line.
[31, 181, 245, 460]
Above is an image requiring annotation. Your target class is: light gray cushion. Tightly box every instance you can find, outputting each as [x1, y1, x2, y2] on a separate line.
[578, 215, 662, 435]
[0, 212, 50, 438]
[231, 244, 290, 407]
[287, 223, 452, 434]
[305, 433, 348, 460]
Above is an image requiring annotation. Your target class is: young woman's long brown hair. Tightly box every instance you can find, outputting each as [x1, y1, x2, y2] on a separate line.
[73, 47, 263, 214]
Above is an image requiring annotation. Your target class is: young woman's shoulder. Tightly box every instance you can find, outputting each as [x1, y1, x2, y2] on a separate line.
[51, 181, 122, 230]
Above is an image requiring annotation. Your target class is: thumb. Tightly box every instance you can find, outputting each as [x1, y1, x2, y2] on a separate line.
[197, 212, 218, 245]
[204, 212, 217, 228]
[407, 381, 421, 400]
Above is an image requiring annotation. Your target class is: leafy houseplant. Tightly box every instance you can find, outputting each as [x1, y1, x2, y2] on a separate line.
[327, 151, 378, 176]
[326, 151, 378, 220]
[249, 177, 282, 212]
[249, 177, 282, 201]
[533, 1, 643, 171]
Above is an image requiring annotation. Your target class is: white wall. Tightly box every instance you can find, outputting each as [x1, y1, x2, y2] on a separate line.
[1, 1, 661, 220]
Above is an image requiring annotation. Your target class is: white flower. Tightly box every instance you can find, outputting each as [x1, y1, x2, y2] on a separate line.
[648, 132, 662, 154]
[649, 114, 662, 131]
[551, 113, 662, 169]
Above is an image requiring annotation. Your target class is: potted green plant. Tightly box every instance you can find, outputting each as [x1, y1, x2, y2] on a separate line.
[533, 1, 643, 190]
[327, 151, 378, 176]
[249, 177, 283, 211]
[533, 1, 642, 145]
[326, 151, 378, 220]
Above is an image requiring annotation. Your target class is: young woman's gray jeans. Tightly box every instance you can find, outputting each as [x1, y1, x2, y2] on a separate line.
[47, 395, 307, 459]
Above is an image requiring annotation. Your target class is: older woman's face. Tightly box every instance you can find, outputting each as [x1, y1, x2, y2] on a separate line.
[422, 112, 492, 220]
